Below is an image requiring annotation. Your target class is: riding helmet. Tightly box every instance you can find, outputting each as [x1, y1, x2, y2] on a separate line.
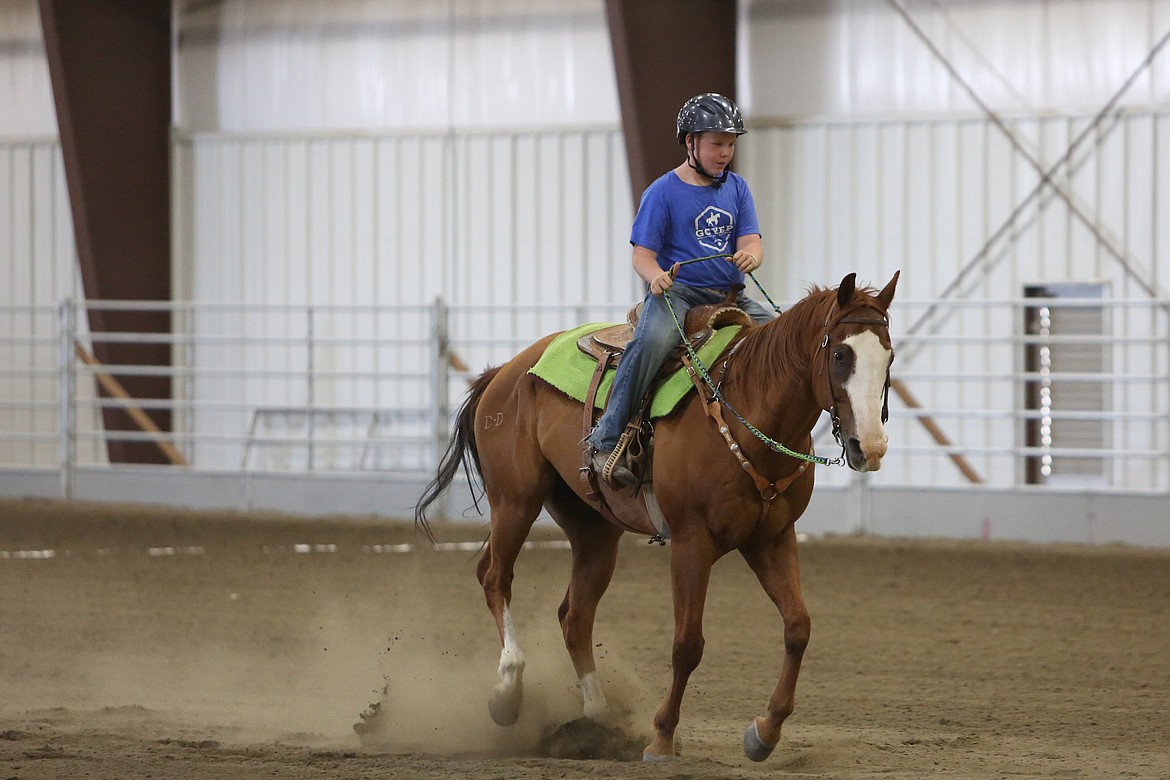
[676, 93, 746, 144]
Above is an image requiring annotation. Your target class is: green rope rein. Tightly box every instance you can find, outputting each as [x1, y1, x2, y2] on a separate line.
[663, 254, 841, 467]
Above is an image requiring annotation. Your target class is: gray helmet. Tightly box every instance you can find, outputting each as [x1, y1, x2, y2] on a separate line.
[676, 93, 746, 144]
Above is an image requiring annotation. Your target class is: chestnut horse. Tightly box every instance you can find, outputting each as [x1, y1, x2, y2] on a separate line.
[415, 271, 899, 762]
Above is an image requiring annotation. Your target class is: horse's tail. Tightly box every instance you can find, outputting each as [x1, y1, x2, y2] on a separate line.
[414, 365, 501, 542]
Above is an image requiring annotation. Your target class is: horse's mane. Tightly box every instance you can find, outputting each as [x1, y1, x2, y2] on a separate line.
[732, 285, 842, 391]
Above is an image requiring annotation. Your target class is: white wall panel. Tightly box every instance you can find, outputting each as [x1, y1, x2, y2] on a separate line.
[0, 0, 55, 137]
[177, 0, 619, 133]
[0, 141, 77, 301]
[745, 0, 1170, 119]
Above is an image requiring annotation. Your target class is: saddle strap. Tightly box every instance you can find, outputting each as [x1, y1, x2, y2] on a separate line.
[582, 349, 613, 440]
[581, 350, 614, 504]
[681, 354, 809, 504]
[642, 482, 671, 544]
[705, 399, 809, 501]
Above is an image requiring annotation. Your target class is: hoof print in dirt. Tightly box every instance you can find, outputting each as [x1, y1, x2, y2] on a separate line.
[537, 718, 644, 761]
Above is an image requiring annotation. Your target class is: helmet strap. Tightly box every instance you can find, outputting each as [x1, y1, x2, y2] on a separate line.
[685, 134, 728, 184]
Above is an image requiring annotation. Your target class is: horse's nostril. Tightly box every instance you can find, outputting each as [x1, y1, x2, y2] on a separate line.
[846, 438, 865, 467]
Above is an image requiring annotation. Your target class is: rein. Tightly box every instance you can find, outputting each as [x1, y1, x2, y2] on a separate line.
[662, 257, 841, 468]
[669, 253, 785, 314]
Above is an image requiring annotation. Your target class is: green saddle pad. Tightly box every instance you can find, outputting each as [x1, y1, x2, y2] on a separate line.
[527, 322, 742, 419]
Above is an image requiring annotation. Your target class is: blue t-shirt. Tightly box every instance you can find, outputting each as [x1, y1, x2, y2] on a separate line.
[630, 170, 761, 290]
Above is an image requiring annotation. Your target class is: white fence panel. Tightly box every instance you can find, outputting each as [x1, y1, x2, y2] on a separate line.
[0, 297, 1165, 490]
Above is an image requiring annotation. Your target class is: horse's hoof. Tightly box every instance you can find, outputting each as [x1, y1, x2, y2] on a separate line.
[743, 719, 776, 762]
[488, 690, 522, 726]
[642, 736, 677, 762]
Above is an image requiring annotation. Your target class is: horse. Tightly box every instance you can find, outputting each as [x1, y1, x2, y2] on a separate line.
[414, 271, 899, 762]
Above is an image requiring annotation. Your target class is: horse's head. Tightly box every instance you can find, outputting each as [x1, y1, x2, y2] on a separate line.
[815, 271, 899, 472]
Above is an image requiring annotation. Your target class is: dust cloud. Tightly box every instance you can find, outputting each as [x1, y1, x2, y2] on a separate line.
[61, 543, 654, 757]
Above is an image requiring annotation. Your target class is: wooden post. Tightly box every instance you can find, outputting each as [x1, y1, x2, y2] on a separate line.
[73, 343, 188, 467]
[890, 378, 983, 484]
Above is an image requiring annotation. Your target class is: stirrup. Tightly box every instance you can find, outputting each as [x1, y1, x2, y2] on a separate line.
[597, 448, 635, 487]
[603, 426, 641, 485]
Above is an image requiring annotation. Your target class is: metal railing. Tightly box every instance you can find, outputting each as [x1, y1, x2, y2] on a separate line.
[0, 297, 1166, 498]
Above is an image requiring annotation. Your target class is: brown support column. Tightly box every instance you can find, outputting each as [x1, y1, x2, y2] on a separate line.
[605, 0, 738, 204]
[39, 0, 175, 464]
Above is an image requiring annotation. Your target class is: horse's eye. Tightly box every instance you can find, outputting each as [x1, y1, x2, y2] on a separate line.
[833, 349, 845, 363]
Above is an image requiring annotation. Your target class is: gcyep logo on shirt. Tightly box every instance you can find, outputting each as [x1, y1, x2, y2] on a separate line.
[693, 206, 734, 253]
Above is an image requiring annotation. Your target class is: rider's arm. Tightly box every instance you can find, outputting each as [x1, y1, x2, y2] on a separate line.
[633, 244, 674, 296]
[732, 233, 763, 273]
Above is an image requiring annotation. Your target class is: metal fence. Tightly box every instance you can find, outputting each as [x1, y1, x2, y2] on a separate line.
[0, 296, 1167, 501]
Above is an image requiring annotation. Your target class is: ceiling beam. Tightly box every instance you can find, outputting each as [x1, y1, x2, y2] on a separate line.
[40, 0, 175, 464]
[605, 0, 738, 206]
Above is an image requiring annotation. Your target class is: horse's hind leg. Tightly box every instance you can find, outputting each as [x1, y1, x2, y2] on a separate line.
[477, 495, 543, 726]
[547, 491, 623, 721]
[738, 522, 810, 762]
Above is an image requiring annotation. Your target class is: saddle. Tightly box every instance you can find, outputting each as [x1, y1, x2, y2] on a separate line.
[575, 286, 752, 366]
[578, 288, 754, 520]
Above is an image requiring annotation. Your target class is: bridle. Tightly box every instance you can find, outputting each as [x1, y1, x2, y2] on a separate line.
[816, 301, 893, 449]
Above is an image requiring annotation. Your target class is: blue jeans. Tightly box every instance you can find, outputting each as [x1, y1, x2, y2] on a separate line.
[589, 283, 775, 450]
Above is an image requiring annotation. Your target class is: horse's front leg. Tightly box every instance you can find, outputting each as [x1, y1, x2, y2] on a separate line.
[739, 521, 810, 761]
[644, 537, 716, 762]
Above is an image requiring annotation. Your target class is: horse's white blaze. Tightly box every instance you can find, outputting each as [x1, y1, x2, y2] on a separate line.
[495, 605, 525, 693]
[580, 671, 609, 720]
[842, 331, 891, 467]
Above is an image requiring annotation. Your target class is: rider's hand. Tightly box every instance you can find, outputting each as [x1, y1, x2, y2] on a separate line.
[650, 271, 674, 296]
[730, 250, 760, 273]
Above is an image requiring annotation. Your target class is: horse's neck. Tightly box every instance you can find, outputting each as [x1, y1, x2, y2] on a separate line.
[722, 304, 828, 450]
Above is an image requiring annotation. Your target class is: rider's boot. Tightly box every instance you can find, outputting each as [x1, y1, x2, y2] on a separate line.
[590, 448, 636, 487]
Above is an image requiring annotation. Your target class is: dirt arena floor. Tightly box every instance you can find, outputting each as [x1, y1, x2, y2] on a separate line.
[1, 498, 1168, 779]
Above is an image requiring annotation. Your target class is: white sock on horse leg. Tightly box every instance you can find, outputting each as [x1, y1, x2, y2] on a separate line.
[580, 671, 608, 720]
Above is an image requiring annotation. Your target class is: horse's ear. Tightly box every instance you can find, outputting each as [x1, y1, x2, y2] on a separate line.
[837, 273, 857, 308]
[876, 270, 900, 310]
